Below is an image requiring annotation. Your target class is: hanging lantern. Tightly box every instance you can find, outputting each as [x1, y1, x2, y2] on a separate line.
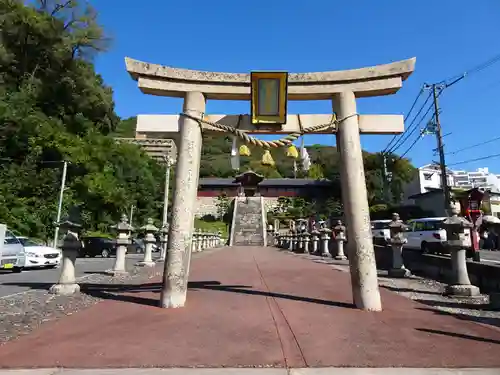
[286, 144, 299, 159]
[239, 144, 251, 156]
[230, 136, 240, 171]
[261, 150, 275, 166]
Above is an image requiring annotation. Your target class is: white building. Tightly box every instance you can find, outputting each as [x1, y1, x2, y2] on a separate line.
[403, 164, 500, 217]
[402, 164, 455, 203]
[403, 164, 500, 203]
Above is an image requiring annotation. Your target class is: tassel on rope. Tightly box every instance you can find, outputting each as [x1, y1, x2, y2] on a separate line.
[261, 150, 275, 166]
[230, 136, 240, 171]
[286, 144, 299, 159]
[239, 144, 251, 156]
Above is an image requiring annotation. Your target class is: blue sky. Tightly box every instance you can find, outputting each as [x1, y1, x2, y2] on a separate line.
[91, 0, 500, 172]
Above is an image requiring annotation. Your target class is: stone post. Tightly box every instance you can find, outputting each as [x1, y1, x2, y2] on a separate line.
[49, 208, 83, 295]
[320, 228, 332, 258]
[202, 231, 208, 249]
[388, 213, 411, 277]
[137, 218, 158, 267]
[297, 232, 304, 252]
[157, 223, 169, 262]
[311, 229, 320, 254]
[303, 232, 310, 254]
[443, 207, 480, 297]
[161, 91, 205, 308]
[191, 232, 198, 253]
[106, 214, 133, 276]
[217, 231, 222, 247]
[196, 231, 203, 252]
[332, 91, 382, 311]
[333, 220, 347, 260]
[291, 230, 298, 251]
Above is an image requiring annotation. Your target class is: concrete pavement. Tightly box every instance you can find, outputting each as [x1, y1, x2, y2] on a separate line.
[0, 369, 498, 375]
[0, 254, 147, 298]
[0, 246, 499, 369]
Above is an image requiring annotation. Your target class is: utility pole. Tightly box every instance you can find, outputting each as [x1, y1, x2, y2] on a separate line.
[53, 161, 68, 248]
[381, 153, 391, 203]
[426, 83, 452, 213]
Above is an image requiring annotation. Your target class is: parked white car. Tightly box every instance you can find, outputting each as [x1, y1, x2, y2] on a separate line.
[0, 224, 26, 273]
[403, 217, 471, 254]
[371, 220, 391, 246]
[17, 237, 62, 269]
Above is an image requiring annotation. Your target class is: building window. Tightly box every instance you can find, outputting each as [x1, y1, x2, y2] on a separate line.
[423, 173, 432, 181]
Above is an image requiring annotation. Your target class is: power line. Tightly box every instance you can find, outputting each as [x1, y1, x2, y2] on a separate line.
[448, 152, 500, 167]
[387, 91, 433, 154]
[446, 135, 500, 156]
[382, 88, 424, 154]
[444, 51, 500, 83]
[389, 93, 435, 155]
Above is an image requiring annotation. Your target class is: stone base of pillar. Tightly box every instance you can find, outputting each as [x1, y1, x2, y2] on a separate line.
[335, 255, 347, 261]
[445, 284, 480, 297]
[321, 252, 332, 258]
[156, 257, 165, 262]
[489, 293, 500, 310]
[49, 283, 80, 295]
[388, 267, 411, 278]
[105, 269, 129, 277]
[136, 261, 156, 267]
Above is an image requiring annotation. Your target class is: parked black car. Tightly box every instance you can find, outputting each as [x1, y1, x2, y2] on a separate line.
[80, 237, 117, 258]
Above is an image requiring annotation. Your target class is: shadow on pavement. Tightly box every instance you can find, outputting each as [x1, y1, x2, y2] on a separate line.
[416, 306, 500, 330]
[416, 327, 500, 345]
[2, 279, 355, 309]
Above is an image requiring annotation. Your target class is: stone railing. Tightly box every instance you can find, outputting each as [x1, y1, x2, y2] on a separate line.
[275, 229, 347, 260]
[191, 230, 224, 253]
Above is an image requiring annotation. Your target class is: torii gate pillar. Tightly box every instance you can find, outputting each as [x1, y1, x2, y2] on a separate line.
[333, 91, 381, 310]
[160, 91, 205, 308]
[126, 56, 416, 312]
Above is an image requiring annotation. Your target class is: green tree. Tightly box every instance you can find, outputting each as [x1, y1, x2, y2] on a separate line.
[0, 1, 162, 241]
[307, 163, 324, 179]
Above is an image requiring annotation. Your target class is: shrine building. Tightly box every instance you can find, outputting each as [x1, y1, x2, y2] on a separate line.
[195, 177, 334, 218]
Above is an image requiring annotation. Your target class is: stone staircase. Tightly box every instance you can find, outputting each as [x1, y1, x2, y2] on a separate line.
[230, 196, 266, 246]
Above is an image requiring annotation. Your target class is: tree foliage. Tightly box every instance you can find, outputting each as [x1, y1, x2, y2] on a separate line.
[0, 0, 164, 241]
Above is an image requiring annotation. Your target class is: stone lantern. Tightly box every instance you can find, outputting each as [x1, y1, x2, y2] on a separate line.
[49, 207, 83, 295]
[137, 218, 158, 267]
[387, 213, 411, 278]
[158, 223, 169, 262]
[310, 226, 320, 254]
[302, 230, 311, 254]
[106, 214, 134, 276]
[333, 220, 347, 260]
[320, 225, 332, 258]
[442, 207, 479, 297]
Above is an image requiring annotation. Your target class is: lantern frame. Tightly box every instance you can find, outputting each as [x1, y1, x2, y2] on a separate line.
[251, 71, 288, 125]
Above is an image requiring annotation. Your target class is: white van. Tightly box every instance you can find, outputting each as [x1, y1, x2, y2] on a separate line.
[0, 224, 26, 273]
[404, 217, 471, 254]
[371, 220, 391, 246]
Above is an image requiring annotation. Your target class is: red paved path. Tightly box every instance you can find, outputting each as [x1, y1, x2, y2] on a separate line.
[0, 246, 499, 368]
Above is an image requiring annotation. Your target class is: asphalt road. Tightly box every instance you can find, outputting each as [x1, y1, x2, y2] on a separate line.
[479, 249, 500, 265]
[0, 253, 154, 298]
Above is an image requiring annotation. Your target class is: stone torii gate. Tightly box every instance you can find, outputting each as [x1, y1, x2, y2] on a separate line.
[126, 57, 416, 312]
